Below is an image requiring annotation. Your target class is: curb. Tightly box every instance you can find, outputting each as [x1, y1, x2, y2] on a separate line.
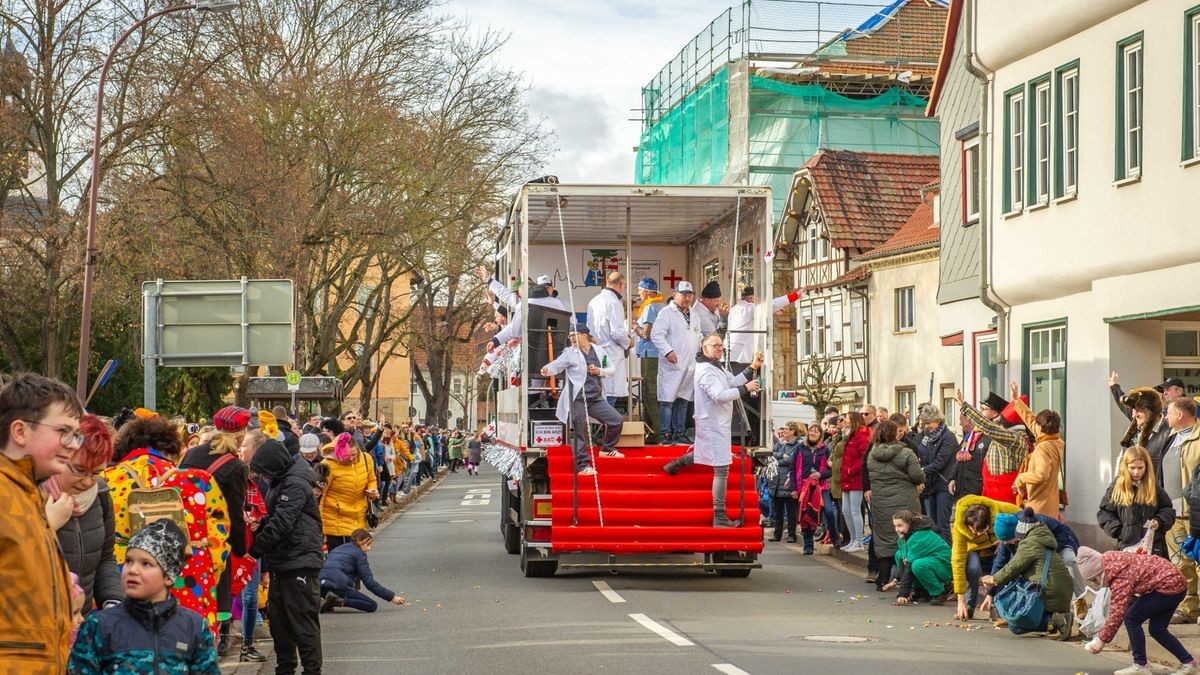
[218, 468, 451, 674]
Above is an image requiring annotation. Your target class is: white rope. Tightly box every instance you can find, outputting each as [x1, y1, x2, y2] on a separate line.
[553, 193, 604, 527]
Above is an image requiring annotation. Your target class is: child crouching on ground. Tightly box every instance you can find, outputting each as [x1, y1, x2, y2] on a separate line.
[68, 520, 219, 674]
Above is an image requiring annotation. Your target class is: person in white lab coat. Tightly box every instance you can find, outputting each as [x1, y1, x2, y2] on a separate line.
[726, 286, 761, 447]
[663, 333, 763, 527]
[540, 325, 625, 476]
[650, 281, 699, 444]
[695, 280, 725, 335]
[586, 272, 631, 404]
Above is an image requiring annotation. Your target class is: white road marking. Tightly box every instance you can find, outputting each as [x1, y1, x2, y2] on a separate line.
[628, 613, 693, 646]
[459, 500, 491, 506]
[712, 664, 751, 675]
[448, 519, 475, 523]
[591, 580, 626, 604]
[465, 488, 491, 494]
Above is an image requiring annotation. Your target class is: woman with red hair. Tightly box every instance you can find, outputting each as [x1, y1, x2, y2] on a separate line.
[41, 414, 123, 615]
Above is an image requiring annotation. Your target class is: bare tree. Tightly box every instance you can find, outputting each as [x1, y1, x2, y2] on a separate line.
[800, 354, 844, 414]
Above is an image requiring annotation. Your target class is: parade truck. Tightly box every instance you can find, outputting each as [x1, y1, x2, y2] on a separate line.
[484, 181, 775, 577]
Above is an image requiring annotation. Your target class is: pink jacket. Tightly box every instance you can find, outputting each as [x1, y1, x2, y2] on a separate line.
[1098, 550, 1187, 644]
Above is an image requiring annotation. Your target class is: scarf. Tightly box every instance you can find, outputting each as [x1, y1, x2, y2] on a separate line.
[41, 477, 99, 517]
[633, 292, 665, 318]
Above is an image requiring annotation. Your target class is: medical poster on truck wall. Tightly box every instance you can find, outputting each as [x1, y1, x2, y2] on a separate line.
[530, 245, 688, 313]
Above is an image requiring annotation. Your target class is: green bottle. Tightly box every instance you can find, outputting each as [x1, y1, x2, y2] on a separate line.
[602, 354, 609, 368]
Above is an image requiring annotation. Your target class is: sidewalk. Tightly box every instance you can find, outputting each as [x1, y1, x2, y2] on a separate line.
[804, 539, 1200, 669]
[218, 466, 449, 674]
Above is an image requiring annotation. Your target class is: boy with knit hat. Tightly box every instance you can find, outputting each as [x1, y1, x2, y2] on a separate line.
[69, 520, 219, 673]
[1079, 545, 1198, 675]
[980, 508, 1073, 637]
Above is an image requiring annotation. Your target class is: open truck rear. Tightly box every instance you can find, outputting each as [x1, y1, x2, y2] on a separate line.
[486, 183, 773, 577]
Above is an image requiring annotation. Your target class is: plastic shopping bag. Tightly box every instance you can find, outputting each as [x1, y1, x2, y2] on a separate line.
[1077, 586, 1110, 639]
[1122, 521, 1156, 554]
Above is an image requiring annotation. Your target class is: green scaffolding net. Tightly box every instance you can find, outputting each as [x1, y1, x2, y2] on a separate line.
[635, 66, 940, 214]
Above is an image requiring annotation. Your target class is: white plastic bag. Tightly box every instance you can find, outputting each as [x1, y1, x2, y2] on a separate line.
[1077, 586, 1111, 639]
[1122, 520, 1157, 555]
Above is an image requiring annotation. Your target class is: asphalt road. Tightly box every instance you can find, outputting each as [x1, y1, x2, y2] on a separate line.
[311, 465, 1135, 675]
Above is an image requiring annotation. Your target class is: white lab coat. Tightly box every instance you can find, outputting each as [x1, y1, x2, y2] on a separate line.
[489, 279, 568, 346]
[542, 345, 614, 425]
[695, 302, 722, 335]
[771, 292, 800, 312]
[586, 288, 630, 397]
[726, 299, 755, 364]
[693, 359, 750, 467]
[650, 301, 700, 402]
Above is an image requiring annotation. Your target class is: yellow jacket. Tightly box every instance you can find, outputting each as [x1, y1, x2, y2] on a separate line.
[394, 439, 415, 475]
[951, 494, 1021, 594]
[321, 453, 377, 536]
[0, 454, 73, 673]
[1009, 398, 1064, 517]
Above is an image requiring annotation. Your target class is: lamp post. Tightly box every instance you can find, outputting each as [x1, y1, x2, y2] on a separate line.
[75, 1, 239, 400]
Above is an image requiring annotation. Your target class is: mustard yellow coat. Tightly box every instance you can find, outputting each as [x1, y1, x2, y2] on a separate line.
[320, 453, 377, 536]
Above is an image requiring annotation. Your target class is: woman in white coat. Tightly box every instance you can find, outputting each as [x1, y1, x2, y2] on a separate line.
[663, 332, 762, 527]
[541, 325, 626, 476]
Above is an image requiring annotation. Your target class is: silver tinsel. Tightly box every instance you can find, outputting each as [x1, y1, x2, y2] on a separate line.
[482, 441, 523, 480]
[482, 344, 521, 379]
[758, 455, 778, 479]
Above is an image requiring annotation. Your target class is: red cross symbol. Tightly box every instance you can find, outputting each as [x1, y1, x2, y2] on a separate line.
[663, 269, 683, 288]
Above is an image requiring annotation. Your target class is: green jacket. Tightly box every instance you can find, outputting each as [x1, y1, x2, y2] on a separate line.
[897, 522, 951, 567]
[989, 522, 1073, 613]
[448, 436, 465, 460]
[829, 433, 847, 499]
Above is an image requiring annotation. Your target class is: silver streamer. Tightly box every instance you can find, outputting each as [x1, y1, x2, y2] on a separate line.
[482, 344, 521, 379]
[482, 441, 523, 480]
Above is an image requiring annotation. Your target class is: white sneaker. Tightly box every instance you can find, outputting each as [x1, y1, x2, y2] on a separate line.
[1171, 663, 1200, 675]
[1114, 664, 1154, 675]
[604, 450, 625, 459]
[578, 467, 597, 477]
[841, 541, 864, 553]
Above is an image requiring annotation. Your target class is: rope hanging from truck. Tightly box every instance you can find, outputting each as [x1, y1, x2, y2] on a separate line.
[553, 192, 605, 527]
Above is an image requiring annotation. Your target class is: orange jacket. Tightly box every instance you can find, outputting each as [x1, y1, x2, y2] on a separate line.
[0, 454, 73, 673]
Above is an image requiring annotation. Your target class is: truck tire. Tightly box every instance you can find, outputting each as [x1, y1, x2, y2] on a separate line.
[503, 521, 520, 554]
[716, 567, 752, 578]
[520, 542, 558, 577]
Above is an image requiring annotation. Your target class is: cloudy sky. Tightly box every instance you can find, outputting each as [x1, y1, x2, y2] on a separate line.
[445, 0, 737, 183]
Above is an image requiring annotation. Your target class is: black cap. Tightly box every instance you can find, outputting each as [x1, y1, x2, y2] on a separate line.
[701, 280, 722, 299]
[571, 324, 590, 335]
[741, 285, 754, 298]
[981, 392, 1009, 412]
[1162, 377, 1185, 390]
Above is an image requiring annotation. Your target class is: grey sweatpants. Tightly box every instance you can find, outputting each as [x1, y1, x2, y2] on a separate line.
[569, 396, 623, 470]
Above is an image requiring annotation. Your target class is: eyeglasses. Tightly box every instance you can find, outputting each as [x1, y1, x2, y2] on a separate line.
[67, 463, 103, 478]
[20, 420, 85, 449]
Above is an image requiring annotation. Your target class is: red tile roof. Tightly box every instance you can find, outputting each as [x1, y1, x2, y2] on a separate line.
[800, 150, 940, 253]
[857, 194, 939, 260]
[801, 265, 872, 294]
[838, 0, 949, 76]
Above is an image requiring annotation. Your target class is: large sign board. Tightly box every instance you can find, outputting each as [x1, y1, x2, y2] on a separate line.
[142, 278, 294, 368]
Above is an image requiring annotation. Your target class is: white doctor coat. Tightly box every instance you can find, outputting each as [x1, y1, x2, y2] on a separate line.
[542, 345, 614, 425]
[726, 299, 756, 364]
[586, 288, 630, 398]
[693, 359, 750, 467]
[649, 301, 700, 402]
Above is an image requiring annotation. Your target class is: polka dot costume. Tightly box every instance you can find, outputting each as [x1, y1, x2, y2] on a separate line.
[105, 449, 231, 638]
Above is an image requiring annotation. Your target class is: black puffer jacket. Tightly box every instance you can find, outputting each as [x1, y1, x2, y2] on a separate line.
[918, 424, 958, 494]
[768, 440, 802, 498]
[57, 483, 123, 614]
[952, 432, 990, 498]
[250, 440, 324, 574]
[180, 443, 248, 557]
[1097, 480, 1174, 557]
[278, 418, 300, 456]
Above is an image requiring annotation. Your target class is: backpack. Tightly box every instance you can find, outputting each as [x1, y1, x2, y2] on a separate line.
[125, 465, 192, 547]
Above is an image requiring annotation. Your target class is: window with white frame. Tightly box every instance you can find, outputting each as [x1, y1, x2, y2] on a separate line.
[1056, 65, 1079, 196]
[1032, 79, 1051, 205]
[964, 137, 981, 223]
[807, 226, 824, 263]
[850, 297, 865, 354]
[940, 384, 956, 423]
[703, 259, 720, 285]
[975, 335, 1000, 405]
[1186, 10, 1200, 161]
[896, 387, 916, 425]
[1005, 89, 1026, 211]
[813, 304, 827, 355]
[829, 299, 844, 355]
[736, 240, 754, 293]
[1163, 322, 1200, 395]
[1117, 35, 1143, 180]
[800, 308, 814, 358]
[894, 286, 915, 332]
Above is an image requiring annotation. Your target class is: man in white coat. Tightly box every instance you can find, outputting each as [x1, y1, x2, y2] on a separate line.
[540, 325, 625, 476]
[726, 285, 762, 446]
[586, 271, 631, 405]
[650, 281, 699, 444]
[662, 333, 763, 527]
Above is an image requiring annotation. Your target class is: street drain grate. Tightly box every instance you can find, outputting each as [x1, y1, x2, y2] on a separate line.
[790, 635, 879, 644]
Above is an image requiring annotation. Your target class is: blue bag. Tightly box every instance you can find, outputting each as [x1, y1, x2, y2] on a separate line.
[994, 549, 1053, 631]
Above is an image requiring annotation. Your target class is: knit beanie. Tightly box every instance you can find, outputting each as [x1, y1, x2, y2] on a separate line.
[1014, 507, 1038, 540]
[993, 513, 1018, 541]
[258, 410, 280, 439]
[299, 433, 321, 455]
[128, 519, 188, 581]
[701, 280, 722, 299]
[1075, 546, 1103, 582]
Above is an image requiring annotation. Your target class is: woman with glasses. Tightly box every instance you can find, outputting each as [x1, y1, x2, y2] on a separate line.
[41, 414, 123, 616]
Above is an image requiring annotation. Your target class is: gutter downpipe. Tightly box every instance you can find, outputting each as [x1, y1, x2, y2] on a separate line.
[963, 0, 1012, 364]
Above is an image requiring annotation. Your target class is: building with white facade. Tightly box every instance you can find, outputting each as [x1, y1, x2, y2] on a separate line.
[934, 0, 1200, 544]
[858, 186, 962, 426]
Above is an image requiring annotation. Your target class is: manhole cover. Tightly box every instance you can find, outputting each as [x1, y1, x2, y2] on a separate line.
[791, 635, 879, 644]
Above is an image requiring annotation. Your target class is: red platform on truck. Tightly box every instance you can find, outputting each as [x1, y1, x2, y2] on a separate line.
[545, 445, 764, 555]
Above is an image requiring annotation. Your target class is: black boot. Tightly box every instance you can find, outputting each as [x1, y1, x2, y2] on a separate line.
[240, 641, 267, 662]
[216, 621, 232, 657]
[663, 452, 695, 475]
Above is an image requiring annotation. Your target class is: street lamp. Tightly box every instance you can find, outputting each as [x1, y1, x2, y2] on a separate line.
[75, 1, 239, 400]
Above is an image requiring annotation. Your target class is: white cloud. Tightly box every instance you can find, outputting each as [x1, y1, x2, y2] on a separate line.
[446, 0, 735, 182]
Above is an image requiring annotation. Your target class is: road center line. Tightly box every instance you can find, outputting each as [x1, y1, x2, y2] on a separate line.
[628, 613, 693, 646]
[591, 580, 626, 603]
[712, 664, 751, 675]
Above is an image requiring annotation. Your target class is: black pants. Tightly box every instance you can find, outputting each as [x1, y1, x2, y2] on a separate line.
[771, 496, 797, 538]
[269, 570, 322, 674]
[325, 535, 350, 552]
